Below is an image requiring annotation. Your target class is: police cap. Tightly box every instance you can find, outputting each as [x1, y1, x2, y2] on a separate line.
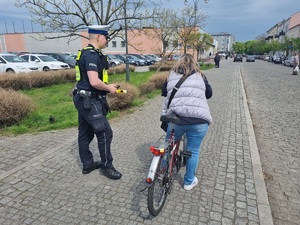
[88, 25, 110, 39]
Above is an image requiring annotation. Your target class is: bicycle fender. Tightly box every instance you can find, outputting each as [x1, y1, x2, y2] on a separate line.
[147, 156, 160, 181]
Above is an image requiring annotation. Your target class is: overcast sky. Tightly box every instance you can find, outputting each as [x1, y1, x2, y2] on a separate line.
[0, 0, 299, 42]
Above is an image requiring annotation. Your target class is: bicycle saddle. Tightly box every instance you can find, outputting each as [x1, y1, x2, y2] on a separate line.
[160, 114, 181, 124]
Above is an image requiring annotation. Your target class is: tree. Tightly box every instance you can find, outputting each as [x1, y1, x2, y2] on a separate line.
[232, 42, 245, 54]
[140, 8, 179, 58]
[15, 0, 158, 40]
[190, 32, 213, 61]
[174, 5, 207, 54]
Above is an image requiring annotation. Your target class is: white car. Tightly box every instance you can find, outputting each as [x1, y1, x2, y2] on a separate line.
[0, 53, 39, 73]
[19, 54, 70, 71]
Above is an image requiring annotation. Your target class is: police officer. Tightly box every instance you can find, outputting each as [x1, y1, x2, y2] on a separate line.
[73, 25, 122, 180]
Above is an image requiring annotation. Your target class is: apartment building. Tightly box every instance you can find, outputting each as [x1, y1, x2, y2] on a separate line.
[265, 11, 300, 42]
[210, 32, 235, 54]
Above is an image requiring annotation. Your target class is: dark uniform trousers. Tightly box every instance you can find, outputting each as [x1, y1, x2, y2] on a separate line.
[73, 93, 113, 169]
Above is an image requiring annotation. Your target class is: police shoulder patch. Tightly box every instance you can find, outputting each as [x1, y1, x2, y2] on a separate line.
[89, 63, 97, 67]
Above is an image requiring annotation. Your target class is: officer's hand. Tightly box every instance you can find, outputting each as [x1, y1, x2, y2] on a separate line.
[107, 84, 118, 94]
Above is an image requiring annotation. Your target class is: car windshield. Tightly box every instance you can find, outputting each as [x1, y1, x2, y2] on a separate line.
[2, 55, 27, 63]
[59, 54, 75, 61]
[38, 55, 58, 62]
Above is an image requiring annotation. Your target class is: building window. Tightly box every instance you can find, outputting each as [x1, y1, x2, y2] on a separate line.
[121, 41, 126, 47]
[112, 41, 117, 47]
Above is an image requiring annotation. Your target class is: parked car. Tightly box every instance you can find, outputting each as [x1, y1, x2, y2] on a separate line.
[128, 54, 148, 65]
[127, 55, 146, 66]
[62, 52, 77, 59]
[283, 56, 295, 67]
[0, 53, 39, 73]
[19, 54, 70, 71]
[272, 55, 285, 64]
[106, 54, 124, 67]
[246, 55, 255, 62]
[142, 55, 156, 64]
[131, 54, 153, 65]
[114, 54, 132, 65]
[41, 53, 76, 68]
[280, 56, 287, 64]
[264, 55, 270, 61]
[233, 54, 243, 62]
[145, 54, 161, 62]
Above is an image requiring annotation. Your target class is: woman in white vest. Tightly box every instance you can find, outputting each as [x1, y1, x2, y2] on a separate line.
[161, 54, 212, 191]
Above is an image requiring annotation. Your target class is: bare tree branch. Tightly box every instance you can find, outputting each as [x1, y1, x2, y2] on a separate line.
[15, 0, 158, 40]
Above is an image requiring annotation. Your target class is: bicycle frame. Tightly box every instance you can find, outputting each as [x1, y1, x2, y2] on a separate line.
[146, 134, 174, 184]
[146, 121, 180, 185]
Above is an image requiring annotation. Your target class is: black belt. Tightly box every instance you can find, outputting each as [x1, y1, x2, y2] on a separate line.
[77, 90, 106, 98]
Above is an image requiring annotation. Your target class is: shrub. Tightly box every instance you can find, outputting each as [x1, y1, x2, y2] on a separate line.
[149, 72, 169, 89]
[108, 64, 135, 75]
[139, 82, 156, 94]
[0, 88, 34, 127]
[200, 63, 215, 70]
[107, 82, 139, 110]
[149, 61, 175, 72]
[0, 69, 75, 90]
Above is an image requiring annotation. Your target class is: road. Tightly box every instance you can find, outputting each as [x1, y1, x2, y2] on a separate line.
[238, 59, 300, 225]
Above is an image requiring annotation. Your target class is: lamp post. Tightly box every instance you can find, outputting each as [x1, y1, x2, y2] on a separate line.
[124, 0, 130, 81]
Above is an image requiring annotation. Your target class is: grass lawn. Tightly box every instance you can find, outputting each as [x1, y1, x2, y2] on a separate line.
[0, 71, 157, 136]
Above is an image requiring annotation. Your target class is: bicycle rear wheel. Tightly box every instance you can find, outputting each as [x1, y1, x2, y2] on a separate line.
[147, 157, 169, 216]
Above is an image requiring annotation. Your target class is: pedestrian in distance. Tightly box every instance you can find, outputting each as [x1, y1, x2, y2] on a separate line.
[161, 54, 212, 191]
[73, 25, 122, 180]
[292, 52, 299, 75]
[214, 53, 220, 68]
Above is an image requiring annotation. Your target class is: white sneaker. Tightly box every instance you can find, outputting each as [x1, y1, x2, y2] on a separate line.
[183, 177, 198, 191]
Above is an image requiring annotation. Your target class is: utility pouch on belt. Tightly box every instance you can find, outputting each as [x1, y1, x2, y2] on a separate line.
[78, 90, 91, 109]
[100, 97, 110, 115]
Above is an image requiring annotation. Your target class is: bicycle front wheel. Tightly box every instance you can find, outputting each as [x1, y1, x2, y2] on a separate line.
[147, 158, 168, 216]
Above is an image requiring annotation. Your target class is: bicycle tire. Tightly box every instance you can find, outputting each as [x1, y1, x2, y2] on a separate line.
[174, 136, 185, 172]
[147, 157, 169, 216]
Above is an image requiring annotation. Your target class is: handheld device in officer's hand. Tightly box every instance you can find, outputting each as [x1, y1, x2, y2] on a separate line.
[115, 89, 127, 94]
[115, 85, 127, 94]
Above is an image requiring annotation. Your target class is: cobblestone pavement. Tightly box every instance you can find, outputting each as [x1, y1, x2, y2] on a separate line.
[240, 60, 300, 225]
[0, 61, 273, 224]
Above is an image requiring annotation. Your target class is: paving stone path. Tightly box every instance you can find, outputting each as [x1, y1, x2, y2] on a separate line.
[0, 60, 275, 224]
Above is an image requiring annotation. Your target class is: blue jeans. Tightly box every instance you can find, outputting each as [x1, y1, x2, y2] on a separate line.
[166, 123, 209, 185]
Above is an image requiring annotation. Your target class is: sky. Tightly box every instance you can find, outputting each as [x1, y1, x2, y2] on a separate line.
[0, 0, 300, 42]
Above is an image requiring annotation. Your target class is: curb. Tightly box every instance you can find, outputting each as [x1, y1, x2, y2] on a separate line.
[239, 67, 274, 225]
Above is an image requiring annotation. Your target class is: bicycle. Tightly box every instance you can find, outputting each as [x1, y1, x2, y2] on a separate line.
[145, 114, 191, 216]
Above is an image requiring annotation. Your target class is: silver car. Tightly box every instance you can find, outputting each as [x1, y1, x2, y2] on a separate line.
[107, 54, 124, 67]
[283, 56, 295, 67]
